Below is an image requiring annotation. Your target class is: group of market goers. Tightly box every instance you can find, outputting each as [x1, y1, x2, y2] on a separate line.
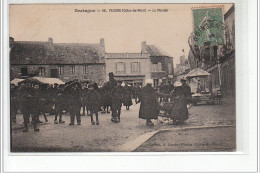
[10, 72, 191, 132]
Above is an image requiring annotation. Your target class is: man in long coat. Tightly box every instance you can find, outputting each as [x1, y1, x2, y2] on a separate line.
[86, 84, 101, 125]
[64, 81, 82, 125]
[111, 80, 124, 123]
[20, 82, 39, 132]
[138, 79, 159, 126]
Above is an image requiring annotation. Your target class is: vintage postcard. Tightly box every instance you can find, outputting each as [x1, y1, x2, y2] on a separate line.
[9, 3, 236, 152]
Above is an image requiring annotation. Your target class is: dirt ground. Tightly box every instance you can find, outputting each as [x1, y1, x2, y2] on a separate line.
[135, 126, 236, 152]
[11, 98, 236, 152]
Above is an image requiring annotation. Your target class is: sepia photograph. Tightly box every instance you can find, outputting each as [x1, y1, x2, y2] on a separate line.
[9, 3, 236, 152]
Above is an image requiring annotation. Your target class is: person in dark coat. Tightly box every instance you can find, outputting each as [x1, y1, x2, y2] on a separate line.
[10, 84, 18, 123]
[111, 80, 124, 123]
[86, 84, 101, 125]
[181, 79, 192, 104]
[34, 83, 48, 123]
[169, 81, 189, 124]
[101, 72, 117, 113]
[20, 82, 39, 132]
[54, 84, 66, 124]
[138, 79, 159, 126]
[122, 84, 133, 110]
[64, 81, 82, 125]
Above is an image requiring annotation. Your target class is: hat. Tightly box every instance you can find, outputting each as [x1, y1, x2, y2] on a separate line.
[180, 78, 186, 82]
[109, 72, 114, 77]
[174, 81, 182, 87]
[145, 79, 153, 85]
[121, 82, 126, 87]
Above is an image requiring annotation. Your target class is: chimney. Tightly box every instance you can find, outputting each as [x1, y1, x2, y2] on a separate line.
[141, 41, 147, 53]
[9, 37, 14, 48]
[100, 38, 105, 47]
[48, 37, 53, 44]
[47, 37, 54, 52]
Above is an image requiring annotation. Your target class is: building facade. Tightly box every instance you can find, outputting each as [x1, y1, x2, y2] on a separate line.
[10, 37, 106, 85]
[141, 41, 174, 87]
[105, 41, 174, 87]
[105, 53, 150, 86]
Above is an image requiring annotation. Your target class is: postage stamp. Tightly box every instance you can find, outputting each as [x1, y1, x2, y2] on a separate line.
[192, 7, 225, 46]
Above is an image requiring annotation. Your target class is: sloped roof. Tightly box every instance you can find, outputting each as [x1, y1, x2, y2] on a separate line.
[174, 65, 190, 76]
[143, 44, 170, 57]
[10, 42, 48, 64]
[10, 41, 105, 65]
[185, 68, 210, 78]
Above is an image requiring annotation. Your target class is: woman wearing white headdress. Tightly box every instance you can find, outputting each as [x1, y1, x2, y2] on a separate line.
[138, 79, 159, 126]
[167, 80, 189, 124]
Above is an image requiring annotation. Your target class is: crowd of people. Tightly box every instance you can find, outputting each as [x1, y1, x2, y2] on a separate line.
[10, 72, 191, 132]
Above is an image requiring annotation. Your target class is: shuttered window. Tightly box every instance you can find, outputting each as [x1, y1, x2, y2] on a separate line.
[116, 62, 125, 73]
[70, 66, 75, 74]
[39, 67, 45, 76]
[58, 66, 64, 75]
[131, 62, 141, 73]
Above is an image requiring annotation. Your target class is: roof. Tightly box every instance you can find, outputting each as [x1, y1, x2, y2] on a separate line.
[185, 68, 210, 78]
[224, 5, 234, 20]
[174, 65, 190, 76]
[10, 41, 105, 65]
[142, 44, 171, 57]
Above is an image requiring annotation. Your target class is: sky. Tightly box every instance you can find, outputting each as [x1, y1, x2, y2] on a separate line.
[9, 4, 233, 66]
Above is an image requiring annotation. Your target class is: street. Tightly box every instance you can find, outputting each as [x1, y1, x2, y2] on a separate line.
[11, 98, 235, 152]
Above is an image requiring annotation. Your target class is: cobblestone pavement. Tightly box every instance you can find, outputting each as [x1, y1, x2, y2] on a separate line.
[11, 98, 235, 152]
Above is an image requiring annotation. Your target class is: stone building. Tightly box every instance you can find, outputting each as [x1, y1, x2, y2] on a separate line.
[105, 53, 150, 86]
[105, 41, 174, 87]
[10, 37, 106, 85]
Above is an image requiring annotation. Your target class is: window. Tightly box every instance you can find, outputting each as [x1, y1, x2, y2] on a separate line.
[151, 64, 158, 72]
[116, 62, 125, 73]
[83, 65, 87, 74]
[58, 66, 64, 75]
[131, 62, 140, 73]
[21, 67, 28, 76]
[158, 62, 162, 71]
[70, 66, 75, 74]
[168, 63, 172, 74]
[39, 67, 45, 76]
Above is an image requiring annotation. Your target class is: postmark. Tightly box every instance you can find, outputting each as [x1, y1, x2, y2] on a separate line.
[192, 6, 225, 46]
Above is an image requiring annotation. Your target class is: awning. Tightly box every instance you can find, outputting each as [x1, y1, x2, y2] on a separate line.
[32, 77, 65, 85]
[11, 78, 25, 86]
[185, 68, 210, 79]
[20, 77, 65, 85]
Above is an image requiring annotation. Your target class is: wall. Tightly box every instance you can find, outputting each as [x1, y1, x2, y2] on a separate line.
[105, 53, 151, 84]
[10, 64, 106, 85]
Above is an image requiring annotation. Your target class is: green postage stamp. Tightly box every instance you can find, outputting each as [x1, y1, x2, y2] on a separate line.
[192, 7, 225, 46]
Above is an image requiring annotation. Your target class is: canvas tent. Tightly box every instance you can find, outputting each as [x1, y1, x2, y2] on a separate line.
[11, 78, 25, 86]
[185, 68, 210, 79]
[19, 77, 65, 85]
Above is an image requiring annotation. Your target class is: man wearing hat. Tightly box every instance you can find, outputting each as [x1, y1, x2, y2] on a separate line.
[110, 80, 124, 123]
[181, 78, 192, 104]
